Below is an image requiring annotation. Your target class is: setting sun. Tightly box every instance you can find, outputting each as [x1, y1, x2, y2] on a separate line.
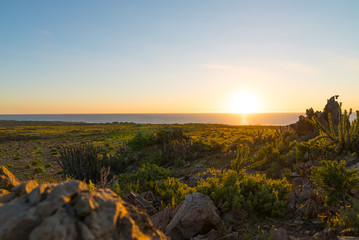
[229, 92, 259, 113]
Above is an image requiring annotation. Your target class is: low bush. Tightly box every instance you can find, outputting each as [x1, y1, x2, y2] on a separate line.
[311, 160, 359, 206]
[196, 169, 291, 217]
[331, 198, 359, 235]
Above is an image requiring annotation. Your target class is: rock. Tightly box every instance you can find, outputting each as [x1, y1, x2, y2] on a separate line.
[0, 166, 20, 191]
[187, 176, 201, 188]
[289, 96, 340, 136]
[151, 205, 181, 233]
[165, 192, 222, 240]
[287, 192, 296, 210]
[301, 183, 314, 200]
[0, 170, 168, 240]
[290, 172, 300, 177]
[0, 191, 16, 203]
[271, 227, 288, 240]
[12, 180, 38, 196]
[323, 96, 340, 126]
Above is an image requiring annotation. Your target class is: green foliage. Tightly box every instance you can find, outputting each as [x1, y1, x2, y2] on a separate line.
[305, 103, 359, 154]
[44, 163, 52, 168]
[116, 163, 172, 195]
[331, 198, 359, 235]
[114, 163, 191, 208]
[151, 177, 193, 208]
[196, 169, 291, 217]
[34, 166, 45, 173]
[311, 160, 359, 206]
[127, 132, 151, 151]
[231, 144, 266, 173]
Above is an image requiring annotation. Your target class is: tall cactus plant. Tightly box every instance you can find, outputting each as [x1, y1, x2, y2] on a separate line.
[305, 103, 359, 154]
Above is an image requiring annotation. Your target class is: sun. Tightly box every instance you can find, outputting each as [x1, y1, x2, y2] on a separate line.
[229, 91, 259, 113]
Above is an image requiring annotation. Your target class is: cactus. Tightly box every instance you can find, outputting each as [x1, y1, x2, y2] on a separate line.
[305, 103, 359, 154]
[57, 143, 102, 183]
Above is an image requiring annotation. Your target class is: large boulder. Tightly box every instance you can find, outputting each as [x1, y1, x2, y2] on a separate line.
[165, 192, 222, 240]
[0, 170, 168, 240]
[289, 96, 341, 136]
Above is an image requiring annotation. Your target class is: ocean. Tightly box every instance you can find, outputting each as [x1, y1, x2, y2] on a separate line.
[0, 113, 304, 126]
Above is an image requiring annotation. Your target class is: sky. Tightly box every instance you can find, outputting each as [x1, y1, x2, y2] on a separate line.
[0, 1, 358, 114]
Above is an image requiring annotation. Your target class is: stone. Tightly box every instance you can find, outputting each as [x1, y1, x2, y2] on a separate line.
[0, 169, 168, 240]
[301, 183, 314, 200]
[287, 192, 296, 210]
[12, 180, 38, 196]
[271, 227, 288, 240]
[165, 192, 222, 240]
[0, 191, 16, 203]
[151, 205, 181, 233]
[0, 166, 20, 191]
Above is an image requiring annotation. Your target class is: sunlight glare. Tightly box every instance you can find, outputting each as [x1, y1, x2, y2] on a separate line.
[229, 91, 259, 113]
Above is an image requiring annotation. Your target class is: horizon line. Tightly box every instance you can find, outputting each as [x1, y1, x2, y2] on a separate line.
[0, 112, 306, 115]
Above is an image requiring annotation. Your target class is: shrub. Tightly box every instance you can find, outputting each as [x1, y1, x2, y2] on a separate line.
[44, 163, 52, 168]
[196, 169, 291, 217]
[114, 163, 190, 208]
[331, 198, 359, 235]
[152, 177, 193, 208]
[311, 160, 359, 206]
[34, 166, 45, 174]
[127, 132, 151, 151]
[57, 143, 102, 183]
[116, 163, 172, 195]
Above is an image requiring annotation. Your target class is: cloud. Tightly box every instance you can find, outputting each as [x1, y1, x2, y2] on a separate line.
[40, 30, 51, 35]
[201, 64, 230, 70]
[273, 61, 315, 73]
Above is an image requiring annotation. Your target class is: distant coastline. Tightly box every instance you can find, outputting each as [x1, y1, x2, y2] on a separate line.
[0, 113, 305, 126]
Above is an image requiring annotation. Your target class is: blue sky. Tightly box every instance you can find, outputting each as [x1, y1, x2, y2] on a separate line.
[1, 1, 358, 113]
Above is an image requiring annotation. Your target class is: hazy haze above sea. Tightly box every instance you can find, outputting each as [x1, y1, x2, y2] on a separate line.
[0, 113, 305, 126]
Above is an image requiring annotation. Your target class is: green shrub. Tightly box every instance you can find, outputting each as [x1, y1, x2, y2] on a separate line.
[127, 132, 151, 151]
[305, 103, 359, 154]
[116, 163, 172, 195]
[152, 177, 193, 208]
[114, 163, 190, 208]
[311, 160, 359, 206]
[25, 164, 31, 169]
[34, 166, 45, 174]
[331, 198, 359, 235]
[44, 163, 52, 168]
[196, 169, 291, 217]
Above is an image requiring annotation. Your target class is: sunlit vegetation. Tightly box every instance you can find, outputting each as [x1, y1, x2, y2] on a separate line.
[1, 99, 359, 238]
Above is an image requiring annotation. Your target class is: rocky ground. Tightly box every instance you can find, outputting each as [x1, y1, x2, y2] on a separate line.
[2, 165, 357, 240]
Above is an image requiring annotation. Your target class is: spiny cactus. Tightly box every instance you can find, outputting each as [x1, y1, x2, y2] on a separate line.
[57, 143, 102, 183]
[305, 103, 359, 154]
